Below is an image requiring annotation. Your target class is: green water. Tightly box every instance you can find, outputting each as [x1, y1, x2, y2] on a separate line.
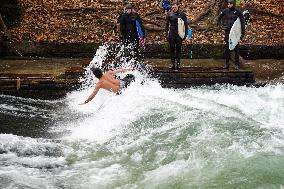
[0, 83, 284, 189]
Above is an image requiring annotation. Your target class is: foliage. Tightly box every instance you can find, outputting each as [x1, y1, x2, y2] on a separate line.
[8, 0, 284, 44]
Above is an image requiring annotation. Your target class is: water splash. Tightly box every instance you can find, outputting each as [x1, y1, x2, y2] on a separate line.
[79, 43, 153, 90]
[0, 44, 284, 188]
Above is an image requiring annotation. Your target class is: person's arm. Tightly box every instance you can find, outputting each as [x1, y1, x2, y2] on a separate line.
[216, 9, 225, 27]
[182, 13, 188, 40]
[120, 14, 126, 39]
[116, 14, 122, 33]
[238, 10, 245, 39]
[165, 13, 170, 37]
[137, 14, 145, 38]
[79, 85, 100, 105]
[108, 68, 133, 75]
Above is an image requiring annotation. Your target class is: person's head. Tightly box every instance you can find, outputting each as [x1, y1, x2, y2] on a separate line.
[125, 3, 133, 14]
[227, 0, 234, 8]
[171, 3, 178, 13]
[91, 67, 103, 79]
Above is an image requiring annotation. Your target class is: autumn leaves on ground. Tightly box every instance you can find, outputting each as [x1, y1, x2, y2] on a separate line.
[9, 0, 284, 45]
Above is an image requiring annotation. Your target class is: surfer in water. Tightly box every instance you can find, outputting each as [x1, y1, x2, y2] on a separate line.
[217, 0, 245, 70]
[79, 67, 135, 105]
[166, 2, 188, 70]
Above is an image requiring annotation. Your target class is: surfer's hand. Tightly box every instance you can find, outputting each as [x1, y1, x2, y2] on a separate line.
[79, 101, 87, 105]
[217, 24, 223, 30]
[218, 25, 228, 30]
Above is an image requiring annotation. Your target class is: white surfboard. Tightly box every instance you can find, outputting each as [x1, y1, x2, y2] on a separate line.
[178, 18, 185, 39]
[229, 18, 242, 50]
[229, 10, 250, 50]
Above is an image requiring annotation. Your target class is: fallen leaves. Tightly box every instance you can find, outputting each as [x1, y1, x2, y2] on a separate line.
[7, 0, 284, 45]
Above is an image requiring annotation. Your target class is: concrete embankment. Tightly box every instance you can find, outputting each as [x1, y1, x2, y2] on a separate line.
[1, 41, 284, 59]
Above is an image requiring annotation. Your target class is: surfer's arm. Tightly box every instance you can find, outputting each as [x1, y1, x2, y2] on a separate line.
[182, 13, 189, 39]
[216, 10, 225, 27]
[109, 69, 133, 74]
[137, 15, 145, 38]
[119, 14, 126, 39]
[80, 86, 100, 105]
[239, 11, 246, 38]
[165, 15, 170, 35]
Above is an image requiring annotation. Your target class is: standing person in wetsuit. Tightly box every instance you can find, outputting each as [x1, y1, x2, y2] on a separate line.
[166, 2, 188, 70]
[217, 0, 245, 70]
[79, 68, 135, 105]
[120, 3, 145, 48]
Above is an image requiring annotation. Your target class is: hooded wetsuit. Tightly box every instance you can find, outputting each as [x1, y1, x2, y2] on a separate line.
[166, 10, 188, 68]
[217, 7, 245, 68]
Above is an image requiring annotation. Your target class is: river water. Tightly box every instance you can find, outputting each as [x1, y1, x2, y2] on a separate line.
[0, 45, 284, 189]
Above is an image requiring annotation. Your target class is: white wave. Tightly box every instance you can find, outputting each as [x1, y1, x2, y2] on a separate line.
[1, 44, 284, 188]
[0, 134, 68, 158]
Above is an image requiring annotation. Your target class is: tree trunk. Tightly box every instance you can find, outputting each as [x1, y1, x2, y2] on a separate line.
[0, 14, 7, 33]
[191, 0, 226, 25]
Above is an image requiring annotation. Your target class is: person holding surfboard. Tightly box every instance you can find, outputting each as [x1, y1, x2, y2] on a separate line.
[166, 2, 188, 70]
[217, 0, 245, 70]
[120, 3, 145, 48]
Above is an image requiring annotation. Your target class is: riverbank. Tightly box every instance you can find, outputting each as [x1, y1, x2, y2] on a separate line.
[1, 57, 282, 81]
[0, 57, 283, 99]
[1, 42, 284, 59]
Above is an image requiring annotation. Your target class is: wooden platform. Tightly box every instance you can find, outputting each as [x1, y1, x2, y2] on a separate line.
[0, 68, 82, 99]
[154, 66, 255, 88]
[0, 60, 255, 99]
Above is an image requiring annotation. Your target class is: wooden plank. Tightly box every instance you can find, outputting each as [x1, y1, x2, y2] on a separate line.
[152, 66, 255, 88]
[156, 72, 252, 79]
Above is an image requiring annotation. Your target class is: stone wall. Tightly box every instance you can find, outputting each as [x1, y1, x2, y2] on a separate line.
[2, 41, 284, 59]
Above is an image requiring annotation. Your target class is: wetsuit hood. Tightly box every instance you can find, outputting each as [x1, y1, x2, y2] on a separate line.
[228, 0, 235, 9]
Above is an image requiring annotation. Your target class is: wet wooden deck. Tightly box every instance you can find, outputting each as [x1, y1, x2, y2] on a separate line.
[0, 69, 82, 99]
[154, 66, 254, 88]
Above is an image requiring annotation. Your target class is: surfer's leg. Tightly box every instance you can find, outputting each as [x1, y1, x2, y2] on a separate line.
[224, 31, 230, 69]
[176, 36, 183, 69]
[133, 40, 140, 60]
[169, 34, 176, 69]
[234, 44, 240, 70]
[121, 74, 135, 89]
[224, 42, 230, 69]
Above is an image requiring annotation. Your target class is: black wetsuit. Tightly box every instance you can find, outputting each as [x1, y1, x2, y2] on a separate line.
[116, 74, 135, 95]
[120, 12, 145, 45]
[217, 7, 245, 69]
[166, 10, 188, 68]
[120, 12, 145, 61]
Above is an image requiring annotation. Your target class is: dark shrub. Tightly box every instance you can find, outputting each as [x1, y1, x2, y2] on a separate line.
[0, 0, 23, 26]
